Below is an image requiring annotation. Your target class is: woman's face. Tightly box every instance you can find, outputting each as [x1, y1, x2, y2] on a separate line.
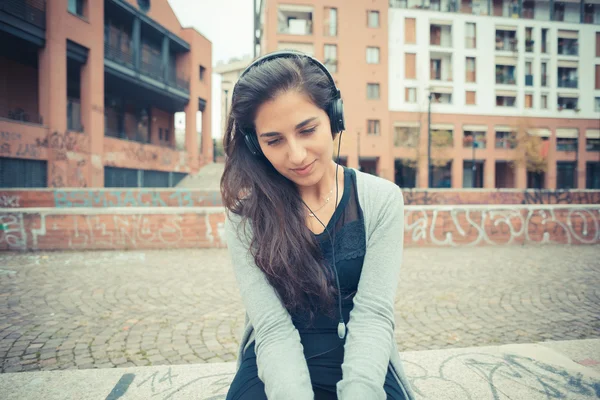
[253, 90, 334, 188]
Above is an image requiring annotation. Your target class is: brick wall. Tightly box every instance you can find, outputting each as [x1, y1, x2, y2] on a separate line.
[1, 206, 598, 251]
[1, 188, 599, 209]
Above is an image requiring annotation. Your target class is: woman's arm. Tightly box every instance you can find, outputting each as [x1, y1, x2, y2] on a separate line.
[336, 185, 405, 400]
[224, 213, 314, 399]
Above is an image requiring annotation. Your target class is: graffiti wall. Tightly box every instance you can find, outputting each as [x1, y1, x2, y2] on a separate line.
[1, 206, 598, 251]
[1, 189, 598, 209]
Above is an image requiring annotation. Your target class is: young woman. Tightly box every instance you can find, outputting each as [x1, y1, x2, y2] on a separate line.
[220, 50, 415, 400]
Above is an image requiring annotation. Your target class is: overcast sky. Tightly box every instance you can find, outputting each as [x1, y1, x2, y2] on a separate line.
[168, 0, 254, 138]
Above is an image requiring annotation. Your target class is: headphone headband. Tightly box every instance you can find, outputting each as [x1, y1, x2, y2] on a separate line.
[236, 50, 341, 100]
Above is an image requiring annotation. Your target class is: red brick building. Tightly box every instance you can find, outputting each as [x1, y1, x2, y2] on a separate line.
[0, 0, 212, 188]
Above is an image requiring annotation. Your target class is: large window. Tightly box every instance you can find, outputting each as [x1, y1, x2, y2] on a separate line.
[68, 0, 85, 17]
[587, 162, 600, 189]
[395, 160, 417, 188]
[431, 162, 452, 188]
[324, 44, 338, 73]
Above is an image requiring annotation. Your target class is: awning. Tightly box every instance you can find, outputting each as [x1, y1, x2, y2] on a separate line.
[463, 124, 488, 131]
[278, 4, 313, 12]
[496, 56, 517, 66]
[556, 128, 578, 138]
[496, 25, 517, 31]
[558, 30, 578, 39]
[431, 86, 453, 94]
[586, 129, 600, 139]
[528, 129, 551, 137]
[557, 60, 578, 68]
[495, 125, 515, 132]
[394, 122, 420, 128]
[430, 19, 453, 26]
[431, 123, 454, 130]
[496, 90, 517, 97]
[557, 92, 579, 98]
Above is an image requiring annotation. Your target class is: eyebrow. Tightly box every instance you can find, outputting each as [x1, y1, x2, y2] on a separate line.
[259, 117, 318, 137]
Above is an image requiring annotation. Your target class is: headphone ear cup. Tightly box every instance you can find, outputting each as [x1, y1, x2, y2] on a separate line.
[244, 133, 263, 157]
[329, 98, 345, 134]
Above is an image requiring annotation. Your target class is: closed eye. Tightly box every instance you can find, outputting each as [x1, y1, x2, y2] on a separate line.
[267, 127, 316, 146]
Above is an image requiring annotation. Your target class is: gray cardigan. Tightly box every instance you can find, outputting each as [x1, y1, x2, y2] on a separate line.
[224, 168, 416, 400]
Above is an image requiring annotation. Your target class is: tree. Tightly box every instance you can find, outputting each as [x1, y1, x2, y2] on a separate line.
[510, 118, 548, 174]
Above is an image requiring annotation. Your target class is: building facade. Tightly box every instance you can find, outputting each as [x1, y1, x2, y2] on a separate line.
[0, 0, 212, 188]
[252, 0, 600, 189]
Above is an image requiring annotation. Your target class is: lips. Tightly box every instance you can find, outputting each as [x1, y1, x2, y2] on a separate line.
[293, 161, 314, 171]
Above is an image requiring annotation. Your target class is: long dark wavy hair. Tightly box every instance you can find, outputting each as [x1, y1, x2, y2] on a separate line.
[220, 54, 338, 321]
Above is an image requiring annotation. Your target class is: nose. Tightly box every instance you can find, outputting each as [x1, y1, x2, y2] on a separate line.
[288, 138, 307, 166]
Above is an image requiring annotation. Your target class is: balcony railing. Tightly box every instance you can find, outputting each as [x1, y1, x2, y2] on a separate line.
[0, 0, 46, 29]
[104, 41, 190, 94]
[541, 74, 548, 86]
[525, 74, 533, 86]
[496, 38, 518, 52]
[496, 74, 516, 85]
[0, 104, 43, 124]
[558, 78, 578, 88]
[558, 42, 578, 56]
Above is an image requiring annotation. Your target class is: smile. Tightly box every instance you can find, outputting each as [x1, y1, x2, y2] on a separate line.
[291, 160, 316, 176]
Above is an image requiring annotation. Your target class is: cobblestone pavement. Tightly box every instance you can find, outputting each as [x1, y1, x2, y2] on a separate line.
[1, 246, 599, 373]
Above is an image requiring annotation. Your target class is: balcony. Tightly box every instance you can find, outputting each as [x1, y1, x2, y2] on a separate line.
[0, 0, 46, 29]
[495, 31, 517, 52]
[104, 38, 189, 94]
[557, 39, 578, 56]
[496, 66, 516, 85]
[557, 96, 579, 111]
[558, 78, 578, 89]
[430, 24, 453, 48]
[277, 4, 313, 35]
[431, 92, 452, 104]
[0, 104, 43, 125]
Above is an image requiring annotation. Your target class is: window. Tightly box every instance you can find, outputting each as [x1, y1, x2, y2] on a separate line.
[367, 120, 380, 135]
[556, 162, 576, 189]
[495, 29, 517, 52]
[367, 83, 380, 99]
[541, 62, 548, 87]
[522, 1, 534, 18]
[541, 94, 548, 109]
[405, 88, 417, 103]
[324, 7, 337, 36]
[557, 137, 577, 152]
[596, 65, 600, 89]
[525, 61, 533, 86]
[395, 160, 417, 188]
[525, 28, 534, 52]
[553, 2, 565, 21]
[463, 161, 484, 188]
[558, 67, 578, 88]
[431, 92, 452, 104]
[557, 96, 578, 110]
[463, 131, 486, 148]
[557, 33, 578, 56]
[466, 90, 476, 105]
[199, 65, 206, 81]
[68, 0, 85, 17]
[405, 53, 416, 79]
[541, 29, 548, 53]
[465, 23, 476, 48]
[324, 44, 338, 73]
[525, 94, 533, 109]
[587, 138, 600, 151]
[367, 11, 380, 28]
[159, 128, 163, 141]
[366, 47, 380, 64]
[466, 57, 476, 82]
[432, 129, 453, 148]
[495, 131, 516, 149]
[587, 162, 600, 189]
[405, 18, 416, 44]
[138, 0, 150, 13]
[431, 162, 452, 188]
[430, 24, 452, 47]
[394, 126, 419, 147]
[496, 95, 516, 107]
[277, 4, 314, 35]
[595, 97, 600, 112]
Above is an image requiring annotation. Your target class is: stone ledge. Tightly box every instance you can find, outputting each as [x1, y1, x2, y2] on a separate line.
[0, 339, 598, 399]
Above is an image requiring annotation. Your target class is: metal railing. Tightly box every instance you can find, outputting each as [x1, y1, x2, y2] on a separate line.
[104, 40, 134, 68]
[558, 78, 578, 88]
[0, 0, 46, 29]
[496, 74, 516, 85]
[558, 42, 578, 56]
[0, 104, 43, 124]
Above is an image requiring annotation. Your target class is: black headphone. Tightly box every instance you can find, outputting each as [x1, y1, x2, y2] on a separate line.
[231, 50, 348, 341]
[232, 50, 346, 157]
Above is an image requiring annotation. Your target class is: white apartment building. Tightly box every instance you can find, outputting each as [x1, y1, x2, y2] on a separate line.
[388, 0, 600, 189]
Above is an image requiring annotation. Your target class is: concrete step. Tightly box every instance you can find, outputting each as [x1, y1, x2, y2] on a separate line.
[176, 163, 224, 191]
[1, 339, 598, 399]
